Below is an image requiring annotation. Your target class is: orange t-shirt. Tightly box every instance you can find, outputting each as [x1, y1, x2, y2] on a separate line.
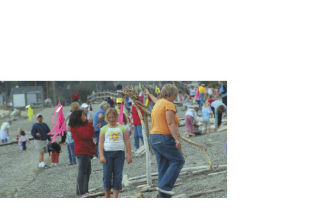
[150, 98, 179, 135]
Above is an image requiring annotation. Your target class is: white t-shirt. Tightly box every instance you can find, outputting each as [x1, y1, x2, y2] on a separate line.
[100, 124, 127, 151]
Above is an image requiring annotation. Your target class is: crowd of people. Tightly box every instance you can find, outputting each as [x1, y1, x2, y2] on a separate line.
[0, 81, 227, 198]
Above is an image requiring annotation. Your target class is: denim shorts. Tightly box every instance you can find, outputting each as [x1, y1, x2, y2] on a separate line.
[102, 150, 125, 190]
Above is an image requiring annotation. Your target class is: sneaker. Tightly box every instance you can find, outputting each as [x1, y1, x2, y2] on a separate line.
[156, 187, 175, 195]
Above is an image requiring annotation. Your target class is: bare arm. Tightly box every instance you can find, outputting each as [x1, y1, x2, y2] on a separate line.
[123, 131, 132, 163]
[166, 110, 181, 150]
[145, 88, 159, 103]
[99, 132, 106, 163]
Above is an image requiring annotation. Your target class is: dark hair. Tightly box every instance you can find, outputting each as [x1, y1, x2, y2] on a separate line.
[20, 130, 25, 136]
[69, 110, 86, 127]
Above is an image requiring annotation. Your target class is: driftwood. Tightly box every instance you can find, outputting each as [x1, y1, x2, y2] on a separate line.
[181, 136, 214, 169]
[128, 165, 227, 186]
[83, 188, 126, 198]
[135, 104, 152, 186]
[175, 188, 224, 198]
[0, 137, 34, 146]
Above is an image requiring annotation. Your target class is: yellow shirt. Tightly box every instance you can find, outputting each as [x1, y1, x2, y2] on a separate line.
[150, 99, 179, 135]
[199, 86, 206, 94]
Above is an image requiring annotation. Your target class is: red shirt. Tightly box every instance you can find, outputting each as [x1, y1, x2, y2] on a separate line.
[208, 99, 215, 105]
[131, 105, 144, 126]
[70, 121, 96, 157]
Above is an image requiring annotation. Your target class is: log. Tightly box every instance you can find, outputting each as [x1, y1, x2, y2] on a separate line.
[189, 189, 224, 198]
[0, 137, 34, 146]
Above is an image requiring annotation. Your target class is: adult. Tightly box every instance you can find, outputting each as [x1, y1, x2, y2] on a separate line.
[0, 120, 12, 143]
[31, 114, 51, 168]
[93, 101, 110, 157]
[69, 110, 96, 197]
[131, 103, 144, 151]
[198, 84, 206, 111]
[210, 100, 227, 132]
[81, 103, 94, 121]
[218, 81, 227, 106]
[149, 84, 185, 198]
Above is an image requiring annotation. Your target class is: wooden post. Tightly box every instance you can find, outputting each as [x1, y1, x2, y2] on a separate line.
[134, 104, 152, 186]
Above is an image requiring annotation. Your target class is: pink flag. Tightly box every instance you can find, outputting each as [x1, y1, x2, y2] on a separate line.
[196, 88, 200, 99]
[48, 102, 67, 143]
[118, 103, 124, 125]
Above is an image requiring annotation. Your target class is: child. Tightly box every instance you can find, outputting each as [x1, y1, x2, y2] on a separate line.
[185, 105, 199, 137]
[49, 141, 61, 167]
[66, 129, 77, 165]
[18, 130, 29, 151]
[99, 108, 132, 198]
[202, 102, 213, 134]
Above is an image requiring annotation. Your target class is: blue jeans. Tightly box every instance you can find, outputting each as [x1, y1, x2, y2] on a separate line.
[67, 143, 76, 164]
[76, 155, 92, 196]
[133, 125, 144, 149]
[102, 151, 125, 190]
[95, 131, 100, 157]
[149, 134, 185, 198]
[199, 93, 205, 110]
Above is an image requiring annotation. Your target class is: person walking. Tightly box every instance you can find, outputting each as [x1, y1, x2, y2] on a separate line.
[98, 108, 132, 198]
[69, 110, 96, 197]
[31, 114, 51, 168]
[149, 84, 185, 198]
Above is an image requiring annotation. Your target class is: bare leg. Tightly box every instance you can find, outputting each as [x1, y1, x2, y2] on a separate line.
[105, 190, 111, 198]
[39, 152, 44, 162]
[113, 190, 120, 198]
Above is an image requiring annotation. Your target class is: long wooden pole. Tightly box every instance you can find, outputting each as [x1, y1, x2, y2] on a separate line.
[134, 104, 152, 186]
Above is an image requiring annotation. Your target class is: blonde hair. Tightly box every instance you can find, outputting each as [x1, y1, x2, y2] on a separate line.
[70, 102, 80, 112]
[204, 102, 210, 108]
[160, 84, 178, 98]
[105, 108, 118, 122]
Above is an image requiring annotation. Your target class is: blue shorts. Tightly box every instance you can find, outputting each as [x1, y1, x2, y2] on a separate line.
[103, 150, 125, 190]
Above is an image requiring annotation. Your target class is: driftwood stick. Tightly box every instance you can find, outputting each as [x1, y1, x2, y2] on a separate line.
[135, 104, 152, 186]
[181, 136, 214, 169]
[175, 189, 224, 198]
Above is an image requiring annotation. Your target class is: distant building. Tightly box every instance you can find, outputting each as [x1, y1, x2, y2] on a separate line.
[10, 86, 44, 108]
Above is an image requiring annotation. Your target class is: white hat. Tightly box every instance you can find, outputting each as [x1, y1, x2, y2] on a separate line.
[81, 103, 89, 109]
[36, 113, 43, 118]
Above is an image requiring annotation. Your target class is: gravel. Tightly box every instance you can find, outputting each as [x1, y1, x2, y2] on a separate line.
[0, 104, 227, 198]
